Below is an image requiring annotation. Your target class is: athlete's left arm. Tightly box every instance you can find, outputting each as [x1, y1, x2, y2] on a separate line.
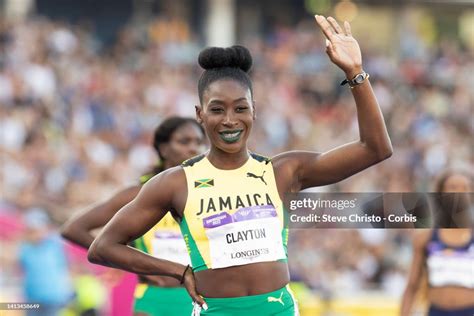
[273, 16, 392, 190]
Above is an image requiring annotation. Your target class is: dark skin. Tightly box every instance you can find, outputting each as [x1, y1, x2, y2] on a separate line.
[62, 122, 204, 287]
[88, 16, 393, 308]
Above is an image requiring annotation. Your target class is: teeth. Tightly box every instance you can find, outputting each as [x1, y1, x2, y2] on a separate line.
[221, 131, 241, 138]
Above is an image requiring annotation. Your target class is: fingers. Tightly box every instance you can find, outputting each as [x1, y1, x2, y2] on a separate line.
[327, 17, 344, 35]
[325, 39, 334, 53]
[344, 21, 352, 36]
[325, 39, 335, 61]
[189, 292, 208, 311]
[184, 271, 208, 311]
[192, 301, 209, 315]
[314, 15, 335, 42]
[315, 15, 353, 39]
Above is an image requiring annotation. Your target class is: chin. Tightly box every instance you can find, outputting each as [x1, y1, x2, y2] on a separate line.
[219, 144, 243, 154]
[216, 140, 245, 154]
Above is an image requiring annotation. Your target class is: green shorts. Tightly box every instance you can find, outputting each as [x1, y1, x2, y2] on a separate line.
[133, 284, 193, 316]
[193, 285, 299, 316]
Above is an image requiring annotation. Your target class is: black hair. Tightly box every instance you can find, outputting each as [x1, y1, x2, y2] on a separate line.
[435, 169, 473, 193]
[198, 45, 253, 104]
[433, 169, 473, 228]
[150, 116, 204, 174]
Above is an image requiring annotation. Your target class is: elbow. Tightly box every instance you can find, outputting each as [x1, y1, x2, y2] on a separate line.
[60, 223, 75, 242]
[373, 140, 393, 162]
[87, 239, 106, 265]
[381, 136, 394, 160]
[362, 142, 393, 164]
[378, 145, 393, 161]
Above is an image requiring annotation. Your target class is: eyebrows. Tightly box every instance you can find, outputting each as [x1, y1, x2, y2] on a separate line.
[207, 97, 249, 106]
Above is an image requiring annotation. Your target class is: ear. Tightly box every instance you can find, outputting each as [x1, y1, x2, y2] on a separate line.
[252, 100, 257, 120]
[195, 105, 203, 124]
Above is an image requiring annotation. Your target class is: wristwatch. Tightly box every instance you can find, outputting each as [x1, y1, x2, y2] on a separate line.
[340, 71, 370, 88]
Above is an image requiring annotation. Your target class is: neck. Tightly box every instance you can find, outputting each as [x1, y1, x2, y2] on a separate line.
[439, 228, 472, 240]
[207, 146, 250, 170]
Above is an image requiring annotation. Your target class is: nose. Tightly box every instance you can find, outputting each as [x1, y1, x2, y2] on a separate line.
[187, 140, 200, 156]
[222, 111, 238, 128]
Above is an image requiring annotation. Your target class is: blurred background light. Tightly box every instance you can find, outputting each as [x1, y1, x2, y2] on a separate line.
[334, 0, 358, 22]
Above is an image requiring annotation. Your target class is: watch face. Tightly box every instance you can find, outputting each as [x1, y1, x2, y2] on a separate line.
[354, 74, 365, 84]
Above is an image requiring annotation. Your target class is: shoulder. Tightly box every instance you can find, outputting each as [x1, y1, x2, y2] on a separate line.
[140, 166, 187, 197]
[271, 150, 321, 173]
[131, 166, 187, 211]
[143, 166, 187, 192]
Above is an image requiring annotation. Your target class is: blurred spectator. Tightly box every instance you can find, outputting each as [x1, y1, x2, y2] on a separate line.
[18, 208, 74, 316]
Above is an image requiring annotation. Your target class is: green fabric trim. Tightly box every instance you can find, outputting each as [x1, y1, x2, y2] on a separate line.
[181, 154, 205, 167]
[139, 173, 154, 185]
[179, 216, 208, 271]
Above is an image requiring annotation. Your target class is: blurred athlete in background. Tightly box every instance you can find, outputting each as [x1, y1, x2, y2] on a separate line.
[400, 170, 474, 316]
[62, 117, 205, 315]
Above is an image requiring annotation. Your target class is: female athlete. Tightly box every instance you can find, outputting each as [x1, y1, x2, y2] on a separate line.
[88, 16, 393, 315]
[400, 170, 473, 316]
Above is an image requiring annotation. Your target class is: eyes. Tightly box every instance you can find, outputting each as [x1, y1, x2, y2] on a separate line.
[236, 106, 249, 113]
[208, 105, 249, 114]
[175, 138, 204, 146]
[209, 107, 224, 113]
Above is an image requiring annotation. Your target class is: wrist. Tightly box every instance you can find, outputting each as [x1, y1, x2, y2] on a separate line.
[169, 263, 188, 281]
[180, 264, 192, 284]
[344, 66, 364, 79]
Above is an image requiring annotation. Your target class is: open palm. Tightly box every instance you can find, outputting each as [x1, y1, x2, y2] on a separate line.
[315, 15, 362, 76]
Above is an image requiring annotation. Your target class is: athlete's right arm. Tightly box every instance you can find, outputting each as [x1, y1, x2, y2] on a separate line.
[60, 186, 140, 249]
[87, 167, 185, 279]
[400, 230, 431, 316]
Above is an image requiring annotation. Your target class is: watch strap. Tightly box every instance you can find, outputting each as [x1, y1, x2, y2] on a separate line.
[340, 71, 369, 88]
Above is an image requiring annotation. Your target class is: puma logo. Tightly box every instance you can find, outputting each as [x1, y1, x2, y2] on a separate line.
[267, 292, 284, 306]
[247, 171, 267, 185]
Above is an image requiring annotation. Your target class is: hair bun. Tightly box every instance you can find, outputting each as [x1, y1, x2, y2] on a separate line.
[198, 45, 252, 72]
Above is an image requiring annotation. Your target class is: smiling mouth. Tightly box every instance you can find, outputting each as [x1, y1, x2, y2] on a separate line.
[218, 130, 243, 143]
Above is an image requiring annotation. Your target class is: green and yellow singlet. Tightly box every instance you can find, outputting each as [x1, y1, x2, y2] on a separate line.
[180, 152, 289, 272]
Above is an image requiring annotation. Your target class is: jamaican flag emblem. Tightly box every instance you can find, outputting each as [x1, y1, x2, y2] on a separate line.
[194, 178, 214, 188]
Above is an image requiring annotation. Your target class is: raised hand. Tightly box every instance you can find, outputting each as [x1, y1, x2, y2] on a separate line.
[314, 15, 362, 78]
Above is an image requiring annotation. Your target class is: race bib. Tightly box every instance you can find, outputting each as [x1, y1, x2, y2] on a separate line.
[428, 253, 474, 288]
[151, 231, 191, 265]
[203, 205, 285, 269]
